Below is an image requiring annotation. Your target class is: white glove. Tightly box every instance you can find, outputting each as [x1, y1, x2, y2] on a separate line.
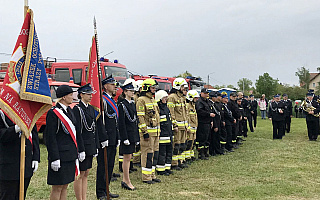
[15, 125, 21, 133]
[101, 140, 109, 148]
[79, 152, 86, 162]
[32, 161, 39, 173]
[124, 139, 130, 146]
[94, 149, 98, 157]
[136, 141, 140, 145]
[117, 140, 121, 147]
[51, 160, 61, 172]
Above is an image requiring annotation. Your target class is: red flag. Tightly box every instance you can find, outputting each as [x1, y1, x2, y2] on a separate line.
[87, 36, 101, 119]
[0, 9, 51, 137]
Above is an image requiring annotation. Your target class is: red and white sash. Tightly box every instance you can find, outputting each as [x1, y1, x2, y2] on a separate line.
[53, 108, 80, 177]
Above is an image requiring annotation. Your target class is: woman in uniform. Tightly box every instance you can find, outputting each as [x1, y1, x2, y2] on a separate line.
[46, 85, 84, 200]
[118, 82, 139, 190]
[73, 84, 99, 200]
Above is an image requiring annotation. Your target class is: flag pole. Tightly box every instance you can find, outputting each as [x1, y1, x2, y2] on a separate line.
[94, 16, 110, 200]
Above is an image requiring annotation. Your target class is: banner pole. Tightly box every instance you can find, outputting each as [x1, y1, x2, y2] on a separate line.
[19, 134, 26, 200]
[24, 0, 29, 17]
[94, 17, 110, 200]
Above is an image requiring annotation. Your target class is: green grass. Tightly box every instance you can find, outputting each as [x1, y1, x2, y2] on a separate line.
[27, 118, 320, 200]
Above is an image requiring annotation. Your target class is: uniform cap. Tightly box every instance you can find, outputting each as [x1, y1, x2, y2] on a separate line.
[121, 82, 135, 91]
[56, 85, 75, 98]
[102, 75, 116, 85]
[201, 88, 209, 93]
[209, 91, 217, 98]
[78, 83, 93, 94]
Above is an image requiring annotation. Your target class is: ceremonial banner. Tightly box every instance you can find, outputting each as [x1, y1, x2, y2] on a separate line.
[86, 36, 101, 119]
[0, 9, 51, 137]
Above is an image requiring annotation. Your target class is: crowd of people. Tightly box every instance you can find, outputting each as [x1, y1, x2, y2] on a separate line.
[0, 76, 304, 200]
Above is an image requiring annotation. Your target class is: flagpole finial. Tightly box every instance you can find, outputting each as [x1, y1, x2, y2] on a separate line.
[93, 16, 97, 35]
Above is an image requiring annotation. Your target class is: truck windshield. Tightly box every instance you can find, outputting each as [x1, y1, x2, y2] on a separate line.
[104, 66, 129, 79]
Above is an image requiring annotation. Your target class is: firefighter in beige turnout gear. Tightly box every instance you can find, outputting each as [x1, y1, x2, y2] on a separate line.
[136, 79, 161, 184]
[168, 78, 189, 170]
[186, 90, 199, 162]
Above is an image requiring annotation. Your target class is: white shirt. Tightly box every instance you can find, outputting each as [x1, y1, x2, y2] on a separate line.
[58, 102, 68, 112]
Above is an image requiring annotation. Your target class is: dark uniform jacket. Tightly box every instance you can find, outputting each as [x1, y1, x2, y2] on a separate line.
[196, 97, 216, 127]
[238, 104, 245, 118]
[268, 101, 285, 121]
[118, 99, 140, 143]
[283, 99, 293, 117]
[242, 99, 251, 117]
[158, 101, 173, 137]
[215, 101, 224, 124]
[209, 100, 221, 129]
[73, 101, 100, 156]
[0, 110, 40, 180]
[102, 92, 119, 146]
[222, 103, 235, 125]
[228, 100, 240, 120]
[251, 100, 258, 113]
[303, 99, 320, 121]
[46, 103, 83, 163]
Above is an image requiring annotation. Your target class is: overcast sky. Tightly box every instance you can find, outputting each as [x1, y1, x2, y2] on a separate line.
[1, 0, 320, 87]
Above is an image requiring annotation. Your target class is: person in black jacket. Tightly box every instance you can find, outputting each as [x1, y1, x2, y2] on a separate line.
[302, 92, 320, 141]
[228, 93, 241, 149]
[250, 95, 258, 130]
[96, 75, 120, 199]
[73, 84, 100, 200]
[244, 96, 254, 132]
[195, 88, 216, 160]
[155, 90, 174, 176]
[0, 109, 40, 200]
[215, 92, 227, 152]
[221, 93, 236, 152]
[268, 94, 285, 140]
[46, 85, 84, 200]
[282, 94, 293, 133]
[118, 82, 140, 190]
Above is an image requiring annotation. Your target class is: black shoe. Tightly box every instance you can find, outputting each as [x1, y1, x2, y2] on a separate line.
[109, 193, 119, 198]
[121, 181, 136, 190]
[98, 196, 108, 200]
[233, 145, 239, 149]
[110, 177, 117, 182]
[143, 180, 155, 184]
[171, 166, 182, 171]
[152, 178, 161, 183]
[157, 171, 169, 176]
[227, 149, 234, 152]
[130, 167, 138, 172]
[165, 169, 174, 175]
[113, 173, 120, 178]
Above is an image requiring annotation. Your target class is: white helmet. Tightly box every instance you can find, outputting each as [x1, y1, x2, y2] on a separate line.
[123, 78, 136, 88]
[135, 80, 144, 92]
[155, 90, 168, 102]
[173, 77, 188, 90]
[187, 90, 200, 101]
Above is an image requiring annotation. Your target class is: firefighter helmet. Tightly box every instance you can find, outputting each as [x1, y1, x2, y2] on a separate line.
[173, 77, 188, 90]
[141, 78, 158, 92]
[186, 90, 200, 101]
[135, 80, 144, 92]
[155, 90, 168, 102]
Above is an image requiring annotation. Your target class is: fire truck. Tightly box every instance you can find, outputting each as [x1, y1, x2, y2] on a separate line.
[132, 75, 172, 92]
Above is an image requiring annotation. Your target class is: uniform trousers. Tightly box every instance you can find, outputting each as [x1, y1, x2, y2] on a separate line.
[306, 119, 319, 140]
[225, 124, 233, 150]
[96, 145, 116, 199]
[0, 178, 31, 200]
[140, 136, 159, 181]
[285, 116, 291, 133]
[272, 120, 285, 139]
[220, 123, 227, 147]
[248, 113, 254, 132]
[252, 111, 257, 127]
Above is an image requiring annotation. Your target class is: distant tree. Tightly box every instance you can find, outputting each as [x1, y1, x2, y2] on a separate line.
[255, 73, 279, 99]
[295, 66, 310, 89]
[174, 71, 193, 78]
[227, 84, 237, 90]
[237, 78, 253, 93]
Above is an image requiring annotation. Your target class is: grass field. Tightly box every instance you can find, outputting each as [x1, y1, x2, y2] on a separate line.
[26, 118, 320, 200]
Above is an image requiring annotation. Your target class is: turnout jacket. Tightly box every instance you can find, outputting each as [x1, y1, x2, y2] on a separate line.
[118, 99, 140, 143]
[186, 101, 198, 131]
[0, 110, 40, 180]
[46, 103, 83, 163]
[73, 101, 100, 156]
[136, 92, 160, 137]
[158, 101, 173, 138]
[167, 91, 188, 129]
[268, 101, 285, 121]
[102, 92, 119, 146]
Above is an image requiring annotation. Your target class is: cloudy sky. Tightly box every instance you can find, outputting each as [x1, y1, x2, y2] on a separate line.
[1, 0, 320, 87]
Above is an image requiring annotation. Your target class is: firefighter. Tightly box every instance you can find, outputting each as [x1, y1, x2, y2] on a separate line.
[132, 80, 143, 167]
[221, 93, 236, 152]
[215, 92, 227, 153]
[136, 79, 161, 184]
[167, 78, 189, 169]
[186, 90, 199, 163]
[155, 90, 174, 176]
[228, 92, 241, 149]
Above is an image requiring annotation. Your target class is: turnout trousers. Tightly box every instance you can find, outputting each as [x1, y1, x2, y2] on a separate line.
[140, 136, 159, 181]
[156, 136, 173, 172]
[186, 128, 197, 160]
[172, 129, 187, 166]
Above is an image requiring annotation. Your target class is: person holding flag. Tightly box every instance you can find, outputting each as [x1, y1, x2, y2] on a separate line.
[73, 84, 100, 200]
[0, 7, 51, 200]
[46, 85, 84, 200]
[96, 75, 120, 199]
